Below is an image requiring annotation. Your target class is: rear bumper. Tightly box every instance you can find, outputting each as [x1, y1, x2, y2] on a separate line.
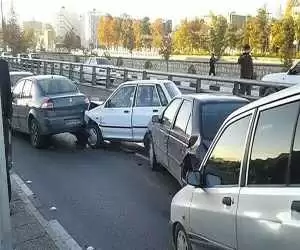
[39, 116, 85, 135]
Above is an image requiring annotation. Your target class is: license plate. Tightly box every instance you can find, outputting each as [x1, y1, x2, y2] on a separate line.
[65, 119, 80, 126]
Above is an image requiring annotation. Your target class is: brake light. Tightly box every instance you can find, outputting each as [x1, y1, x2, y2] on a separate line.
[41, 98, 54, 109]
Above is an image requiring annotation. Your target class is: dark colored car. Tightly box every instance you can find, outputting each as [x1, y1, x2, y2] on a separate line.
[146, 94, 249, 185]
[12, 75, 89, 148]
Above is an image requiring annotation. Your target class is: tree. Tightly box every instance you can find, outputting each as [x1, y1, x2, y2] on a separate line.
[209, 14, 228, 57]
[98, 15, 114, 48]
[151, 18, 164, 48]
[270, 19, 284, 54]
[173, 19, 190, 54]
[281, 16, 295, 67]
[285, 0, 298, 16]
[121, 14, 135, 54]
[63, 30, 81, 52]
[256, 8, 271, 54]
[227, 25, 238, 53]
[21, 27, 37, 51]
[159, 35, 172, 71]
[3, 11, 22, 54]
[111, 17, 122, 48]
[141, 17, 152, 48]
[133, 20, 142, 50]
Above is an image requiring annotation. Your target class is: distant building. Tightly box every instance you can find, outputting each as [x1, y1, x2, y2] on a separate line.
[55, 6, 81, 43]
[86, 9, 102, 49]
[228, 13, 247, 29]
[41, 24, 56, 51]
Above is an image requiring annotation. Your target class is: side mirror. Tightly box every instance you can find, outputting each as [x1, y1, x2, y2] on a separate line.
[188, 135, 198, 148]
[186, 170, 203, 187]
[152, 115, 161, 123]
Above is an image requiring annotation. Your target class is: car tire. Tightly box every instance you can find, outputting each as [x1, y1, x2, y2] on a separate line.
[174, 224, 192, 250]
[74, 130, 88, 147]
[29, 118, 47, 149]
[148, 135, 160, 171]
[87, 122, 103, 149]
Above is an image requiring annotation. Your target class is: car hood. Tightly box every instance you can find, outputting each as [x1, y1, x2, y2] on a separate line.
[262, 72, 287, 82]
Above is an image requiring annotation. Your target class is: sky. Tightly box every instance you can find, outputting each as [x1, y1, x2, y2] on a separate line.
[7, 0, 289, 24]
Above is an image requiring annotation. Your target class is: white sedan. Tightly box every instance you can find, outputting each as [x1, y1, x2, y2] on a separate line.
[260, 61, 299, 96]
[85, 80, 181, 148]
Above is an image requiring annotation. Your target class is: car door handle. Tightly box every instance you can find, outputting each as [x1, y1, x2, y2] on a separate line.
[291, 201, 300, 212]
[222, 197, 233, 206]
[124, 110, 130, 114]
[153, 109, 158, 113]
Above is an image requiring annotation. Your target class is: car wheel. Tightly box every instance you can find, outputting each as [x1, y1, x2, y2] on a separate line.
[175, 224, 192, 250]
[74, 130, 88, 147]
[30, 118, 46, 149]
[148, 136, 160, 171]
[87, 122, 103, 149]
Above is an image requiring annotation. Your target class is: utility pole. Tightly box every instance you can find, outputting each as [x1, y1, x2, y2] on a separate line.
[0, 60, 12, 250]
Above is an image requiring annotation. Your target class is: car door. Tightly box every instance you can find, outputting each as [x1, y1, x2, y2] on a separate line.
[11, 80, 25, 130]
[189, 112, 253, 250]
[167, 99, 193, 182]
[18, 80, 33, 132]
[237, 98, 300, 250]
[152, 98, 182, 168]
[132, 84, 162, 141]
[100, 84, 136, 140]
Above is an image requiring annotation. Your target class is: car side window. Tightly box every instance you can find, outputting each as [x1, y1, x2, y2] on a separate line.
[105, 85, 136, 108]
[22, 80, 32, 98]
[135, 85, 160, 107]
[203, 115, 251, 187]
[248, 102, 299, 185]
[156, 85, 168, 106]
[162, 98, 182, 127]
[173, 100, 193, 135]
[13, 80, 25, 98]
[185, 115, 192, 137]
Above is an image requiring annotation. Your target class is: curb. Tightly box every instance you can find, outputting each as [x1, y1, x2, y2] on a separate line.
[11, 173, 82, 250]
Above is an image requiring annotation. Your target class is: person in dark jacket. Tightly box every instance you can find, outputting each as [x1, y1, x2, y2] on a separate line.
[209, 53, 217, 76]
[237, 44, 253, 95]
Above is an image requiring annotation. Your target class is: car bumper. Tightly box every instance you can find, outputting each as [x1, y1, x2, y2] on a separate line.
[39, 116, 85, 135]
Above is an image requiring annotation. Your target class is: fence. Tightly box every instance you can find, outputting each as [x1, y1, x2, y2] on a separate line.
[4, 56, 292, 101]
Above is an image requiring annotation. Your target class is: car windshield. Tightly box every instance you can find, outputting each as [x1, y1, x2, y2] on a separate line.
[164, 82, 181, 98]
[201, 102, 247, 140]
[38, 78, 78, 95]
[96, 58, 113, 65]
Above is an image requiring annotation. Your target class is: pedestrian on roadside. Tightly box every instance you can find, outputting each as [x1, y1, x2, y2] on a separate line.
[209, 53, 217, 76]
[237, 44, 253, 95]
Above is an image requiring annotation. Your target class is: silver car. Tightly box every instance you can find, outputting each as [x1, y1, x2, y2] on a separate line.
[170, 84, 300, 250]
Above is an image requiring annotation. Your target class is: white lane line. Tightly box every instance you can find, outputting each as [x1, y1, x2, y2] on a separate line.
[11, 173, 82, 250]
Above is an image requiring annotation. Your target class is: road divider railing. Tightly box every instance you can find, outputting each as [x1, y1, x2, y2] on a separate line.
[3, 56, 292, 101]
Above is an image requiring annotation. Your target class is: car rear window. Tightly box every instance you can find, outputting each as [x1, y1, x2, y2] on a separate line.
[164, 82, 181, 98]
[201, 102, 247, 140]
[38, 78, 78, 95]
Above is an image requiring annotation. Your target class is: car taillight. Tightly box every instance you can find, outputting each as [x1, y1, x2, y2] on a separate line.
[41, 98, 54, 109]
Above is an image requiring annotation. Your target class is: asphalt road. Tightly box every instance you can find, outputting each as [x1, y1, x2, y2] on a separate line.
[12, 133, 180, 250]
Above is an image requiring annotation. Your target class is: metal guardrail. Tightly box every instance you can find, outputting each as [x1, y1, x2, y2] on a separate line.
[4, 56, 292, 101]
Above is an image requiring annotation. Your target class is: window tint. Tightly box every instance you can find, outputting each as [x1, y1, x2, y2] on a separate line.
[22, 80, 32, 97]
[290, 113, 300, 184]
[163, 98, 182, 127]
[156, 85, 168, 106]
[204, 115, 251, 187]
[107, 85, 136, 108]
[201, 102, 247, 140]
[248, 102, 299, 185]
[164, 82, 181, 98]
[13, 80, 25, 97]
[135, 85, 160, 107]
[174, 100, 193, 134]
[38, 78, 78, 95]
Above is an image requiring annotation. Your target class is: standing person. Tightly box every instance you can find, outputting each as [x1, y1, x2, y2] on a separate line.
[209, 53, 217, 76]
[237, 44, 253, 95]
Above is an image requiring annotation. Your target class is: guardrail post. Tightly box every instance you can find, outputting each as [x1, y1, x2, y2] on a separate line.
[232, 81, 239, 95]
[92, 66, 96, 85]
[51, 62, 55, 75]
[80, 64, 84, 82]
[59, 63, 63, 75]
[43, 61, 47, 75]
[142, 71, 147, 80]
[106, 67, 111, 88]
[69, 63, 73, 80]
[196, 79, 201, 93]
[36, 61, 40, 74]
[168, 75, 173, 81]
[123, 69, 128, 82]
[30, 60, 34, 73]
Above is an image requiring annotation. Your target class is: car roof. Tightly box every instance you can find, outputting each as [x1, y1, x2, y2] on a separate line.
[180, 93, 249, 103]
[120, 80, 174, 86]
[227, 85, 300, 120]
[9, 71, 33, 76]
[21, 75, 69, 81]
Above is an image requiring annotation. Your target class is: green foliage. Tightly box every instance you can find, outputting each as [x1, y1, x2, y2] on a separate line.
[63, 30, 81, 51]
[159, 35, 172, 71]
[121, 14, 135, 53]
[209, 14, 228, 57]
[281, 16, 295, 68]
